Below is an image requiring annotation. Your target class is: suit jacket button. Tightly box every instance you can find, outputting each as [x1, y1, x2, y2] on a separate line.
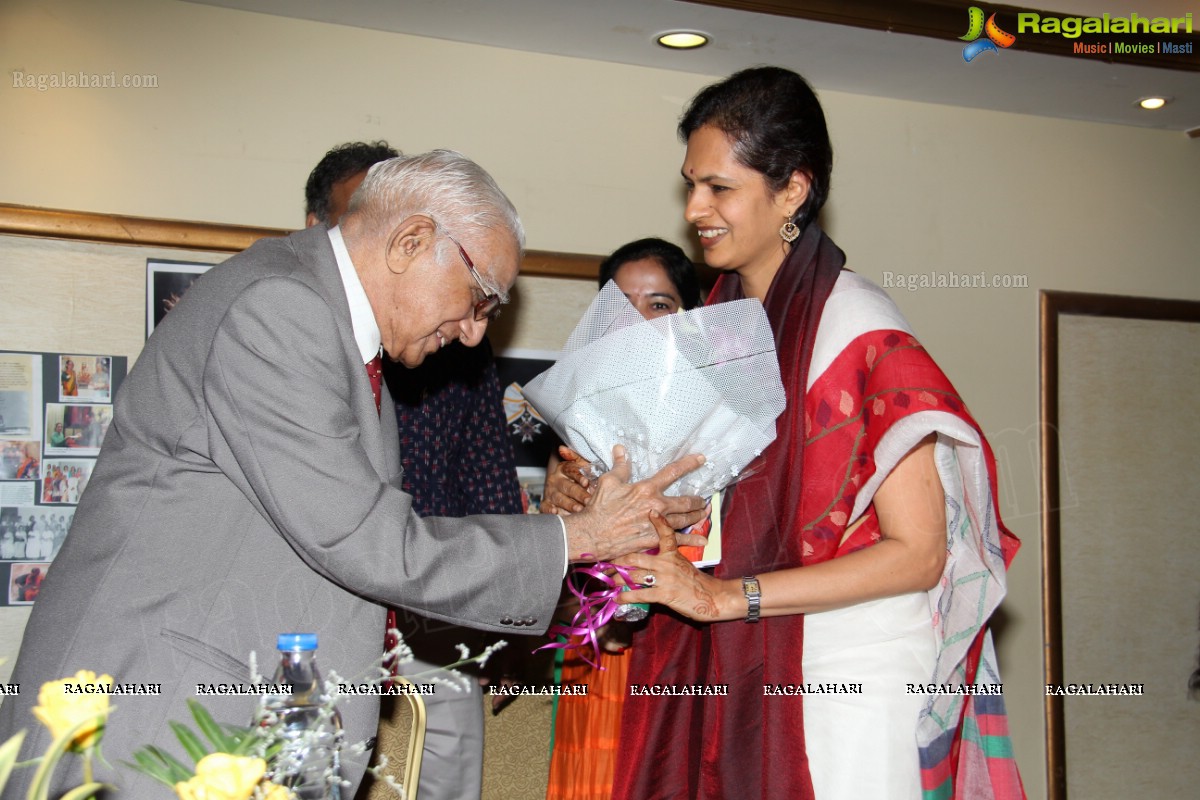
[500, 616, 514, 625]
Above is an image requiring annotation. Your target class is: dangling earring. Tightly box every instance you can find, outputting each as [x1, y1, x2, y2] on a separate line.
[779, 218, 800, 243]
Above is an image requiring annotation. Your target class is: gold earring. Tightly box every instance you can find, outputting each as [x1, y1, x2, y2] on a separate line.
[779, 219, 800, 243]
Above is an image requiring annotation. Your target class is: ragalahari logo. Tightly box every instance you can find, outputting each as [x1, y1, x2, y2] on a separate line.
[960, 7, 1016, 61]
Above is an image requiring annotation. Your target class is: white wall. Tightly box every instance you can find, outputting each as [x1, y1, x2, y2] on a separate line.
[3, 1, 1200, 796]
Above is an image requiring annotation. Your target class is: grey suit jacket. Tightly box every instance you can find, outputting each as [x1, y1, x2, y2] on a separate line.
[0, 225, 565, 796]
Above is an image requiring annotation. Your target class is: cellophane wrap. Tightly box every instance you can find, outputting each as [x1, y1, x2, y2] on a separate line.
[522, 281, 785, 497]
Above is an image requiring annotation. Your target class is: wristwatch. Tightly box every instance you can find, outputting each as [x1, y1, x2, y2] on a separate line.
[742, 576, 761, 623]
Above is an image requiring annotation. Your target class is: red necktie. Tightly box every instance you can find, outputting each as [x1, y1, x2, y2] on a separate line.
[368, 352, 401, 676]
[366, 353, 382, 415]
[384, 610, 400, 680]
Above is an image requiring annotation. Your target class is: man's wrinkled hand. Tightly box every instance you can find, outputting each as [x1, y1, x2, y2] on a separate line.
[563, 445, 707, 563]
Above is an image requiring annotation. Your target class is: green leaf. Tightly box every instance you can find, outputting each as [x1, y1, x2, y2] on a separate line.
[0, 730, 27, 793]
[168, 721, 209, 764]
[121, 752, 177, 789]
[226, 729, 260, 757]
[124, 743, 194, 787]
[57, 782, 107, 800]
[187, 700, 235, 753]
[143, 746, 191, 780]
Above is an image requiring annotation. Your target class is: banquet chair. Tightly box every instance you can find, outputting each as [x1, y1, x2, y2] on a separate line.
[354, 677, 427, 800]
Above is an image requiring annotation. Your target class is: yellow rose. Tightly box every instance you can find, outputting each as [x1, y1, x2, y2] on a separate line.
[257, 781, 292, 800]
[32, 670, 112, 752]
[174, 753, 268, 800]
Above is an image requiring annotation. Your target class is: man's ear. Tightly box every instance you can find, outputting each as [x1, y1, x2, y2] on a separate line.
[305, 212, 321, 229]
[384, 215, 438, 275]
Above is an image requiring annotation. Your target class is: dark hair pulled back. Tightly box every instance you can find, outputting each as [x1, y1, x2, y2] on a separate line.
[679, 66, 832, 231]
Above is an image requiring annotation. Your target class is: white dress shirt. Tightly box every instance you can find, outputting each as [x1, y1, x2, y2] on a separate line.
[326, 227, 568, 572]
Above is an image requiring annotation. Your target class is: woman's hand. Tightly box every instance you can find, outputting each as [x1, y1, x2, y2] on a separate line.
[619, 436, 948, 622]
[615, 511, 742, 623]
[540, 445, 595, 514]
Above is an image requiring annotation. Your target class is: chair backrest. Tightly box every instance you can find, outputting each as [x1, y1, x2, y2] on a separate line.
[354, 677, 427, 800]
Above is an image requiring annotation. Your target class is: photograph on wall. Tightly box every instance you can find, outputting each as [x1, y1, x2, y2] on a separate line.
[494, 348, 560, 471]
[1, 506, 73, 563]
[57, 354, 114, 403]
[0, 352, 43, 438]
[7, 561, 51, 605]
[1, 440, 41, 481]
[147, 259, 215, 336]
[40, 458, 94, 505]
[44, 402, 113, 457]
[516, 466, 547, 515]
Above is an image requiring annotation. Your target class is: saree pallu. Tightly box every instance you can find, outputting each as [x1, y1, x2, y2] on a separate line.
[614, 265, 1023, 799]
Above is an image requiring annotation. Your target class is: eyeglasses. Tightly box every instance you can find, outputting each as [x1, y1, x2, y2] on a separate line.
[446, 234, 503, 322]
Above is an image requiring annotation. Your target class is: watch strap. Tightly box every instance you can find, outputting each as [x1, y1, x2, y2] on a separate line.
[742, 575, 761, 623]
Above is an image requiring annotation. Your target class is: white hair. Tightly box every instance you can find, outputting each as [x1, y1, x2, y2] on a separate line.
[348, 150, 523, 293]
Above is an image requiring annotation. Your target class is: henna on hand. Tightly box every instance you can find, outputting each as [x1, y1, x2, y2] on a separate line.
[614, 511, 731, 622]
[543, 447, 594, 514]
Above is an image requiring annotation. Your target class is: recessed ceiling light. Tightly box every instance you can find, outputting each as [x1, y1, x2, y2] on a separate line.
[656, 31, 709, 50]
[1136, 96, 1170, 110]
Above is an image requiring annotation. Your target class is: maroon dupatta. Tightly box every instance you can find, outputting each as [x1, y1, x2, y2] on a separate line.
[613, 223, 843, 800]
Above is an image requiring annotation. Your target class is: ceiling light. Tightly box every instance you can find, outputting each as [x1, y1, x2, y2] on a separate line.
[656, 31, 709, 49]
[1136, 96, 1170, 110]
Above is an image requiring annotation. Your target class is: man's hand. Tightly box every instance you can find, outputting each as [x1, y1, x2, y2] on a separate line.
[563, 446, 707, 562]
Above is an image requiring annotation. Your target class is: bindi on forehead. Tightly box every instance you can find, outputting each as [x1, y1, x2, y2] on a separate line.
[682, 161, 737, 182]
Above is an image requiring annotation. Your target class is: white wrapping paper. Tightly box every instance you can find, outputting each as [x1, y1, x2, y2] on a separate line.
[522, 282, 786, 497]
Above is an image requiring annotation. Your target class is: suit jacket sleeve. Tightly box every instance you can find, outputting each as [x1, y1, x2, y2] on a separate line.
[201, 276, 564, 632]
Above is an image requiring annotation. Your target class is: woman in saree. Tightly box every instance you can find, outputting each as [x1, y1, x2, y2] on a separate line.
[60, 359, 78, 397]
[543, 237, 702, 800]
[552, 67, 1022, 799]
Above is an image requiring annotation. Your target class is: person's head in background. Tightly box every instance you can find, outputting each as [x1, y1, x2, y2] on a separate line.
[598, 237, 702, 320]
[305, 140, 401, 228]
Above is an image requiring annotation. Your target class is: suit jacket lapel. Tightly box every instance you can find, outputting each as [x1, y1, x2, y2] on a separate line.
[379, 379, 401, 480]
[290, 226, 393, 480]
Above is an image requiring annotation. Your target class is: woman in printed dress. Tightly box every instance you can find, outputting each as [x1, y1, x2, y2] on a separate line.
[543, 238, 701, 800]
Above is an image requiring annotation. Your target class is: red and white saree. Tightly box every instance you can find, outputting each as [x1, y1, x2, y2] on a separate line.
[613, 225, 1022, 800]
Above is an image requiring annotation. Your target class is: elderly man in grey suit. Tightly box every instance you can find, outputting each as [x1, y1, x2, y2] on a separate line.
[0, 150, 706, 797]
[307, 139, 523, 800]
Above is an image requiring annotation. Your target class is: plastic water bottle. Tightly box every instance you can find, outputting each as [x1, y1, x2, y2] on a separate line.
[259, 633, 343, 799]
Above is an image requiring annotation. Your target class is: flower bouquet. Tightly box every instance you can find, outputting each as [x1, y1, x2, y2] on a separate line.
[523, 281, 784, 499]
[525, 282, 785, 652]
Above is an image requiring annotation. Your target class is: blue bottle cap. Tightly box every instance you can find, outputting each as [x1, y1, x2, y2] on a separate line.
[276, 633, 318, 651]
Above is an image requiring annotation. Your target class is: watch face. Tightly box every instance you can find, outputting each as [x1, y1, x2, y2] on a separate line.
[744, 578, 761, 594]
